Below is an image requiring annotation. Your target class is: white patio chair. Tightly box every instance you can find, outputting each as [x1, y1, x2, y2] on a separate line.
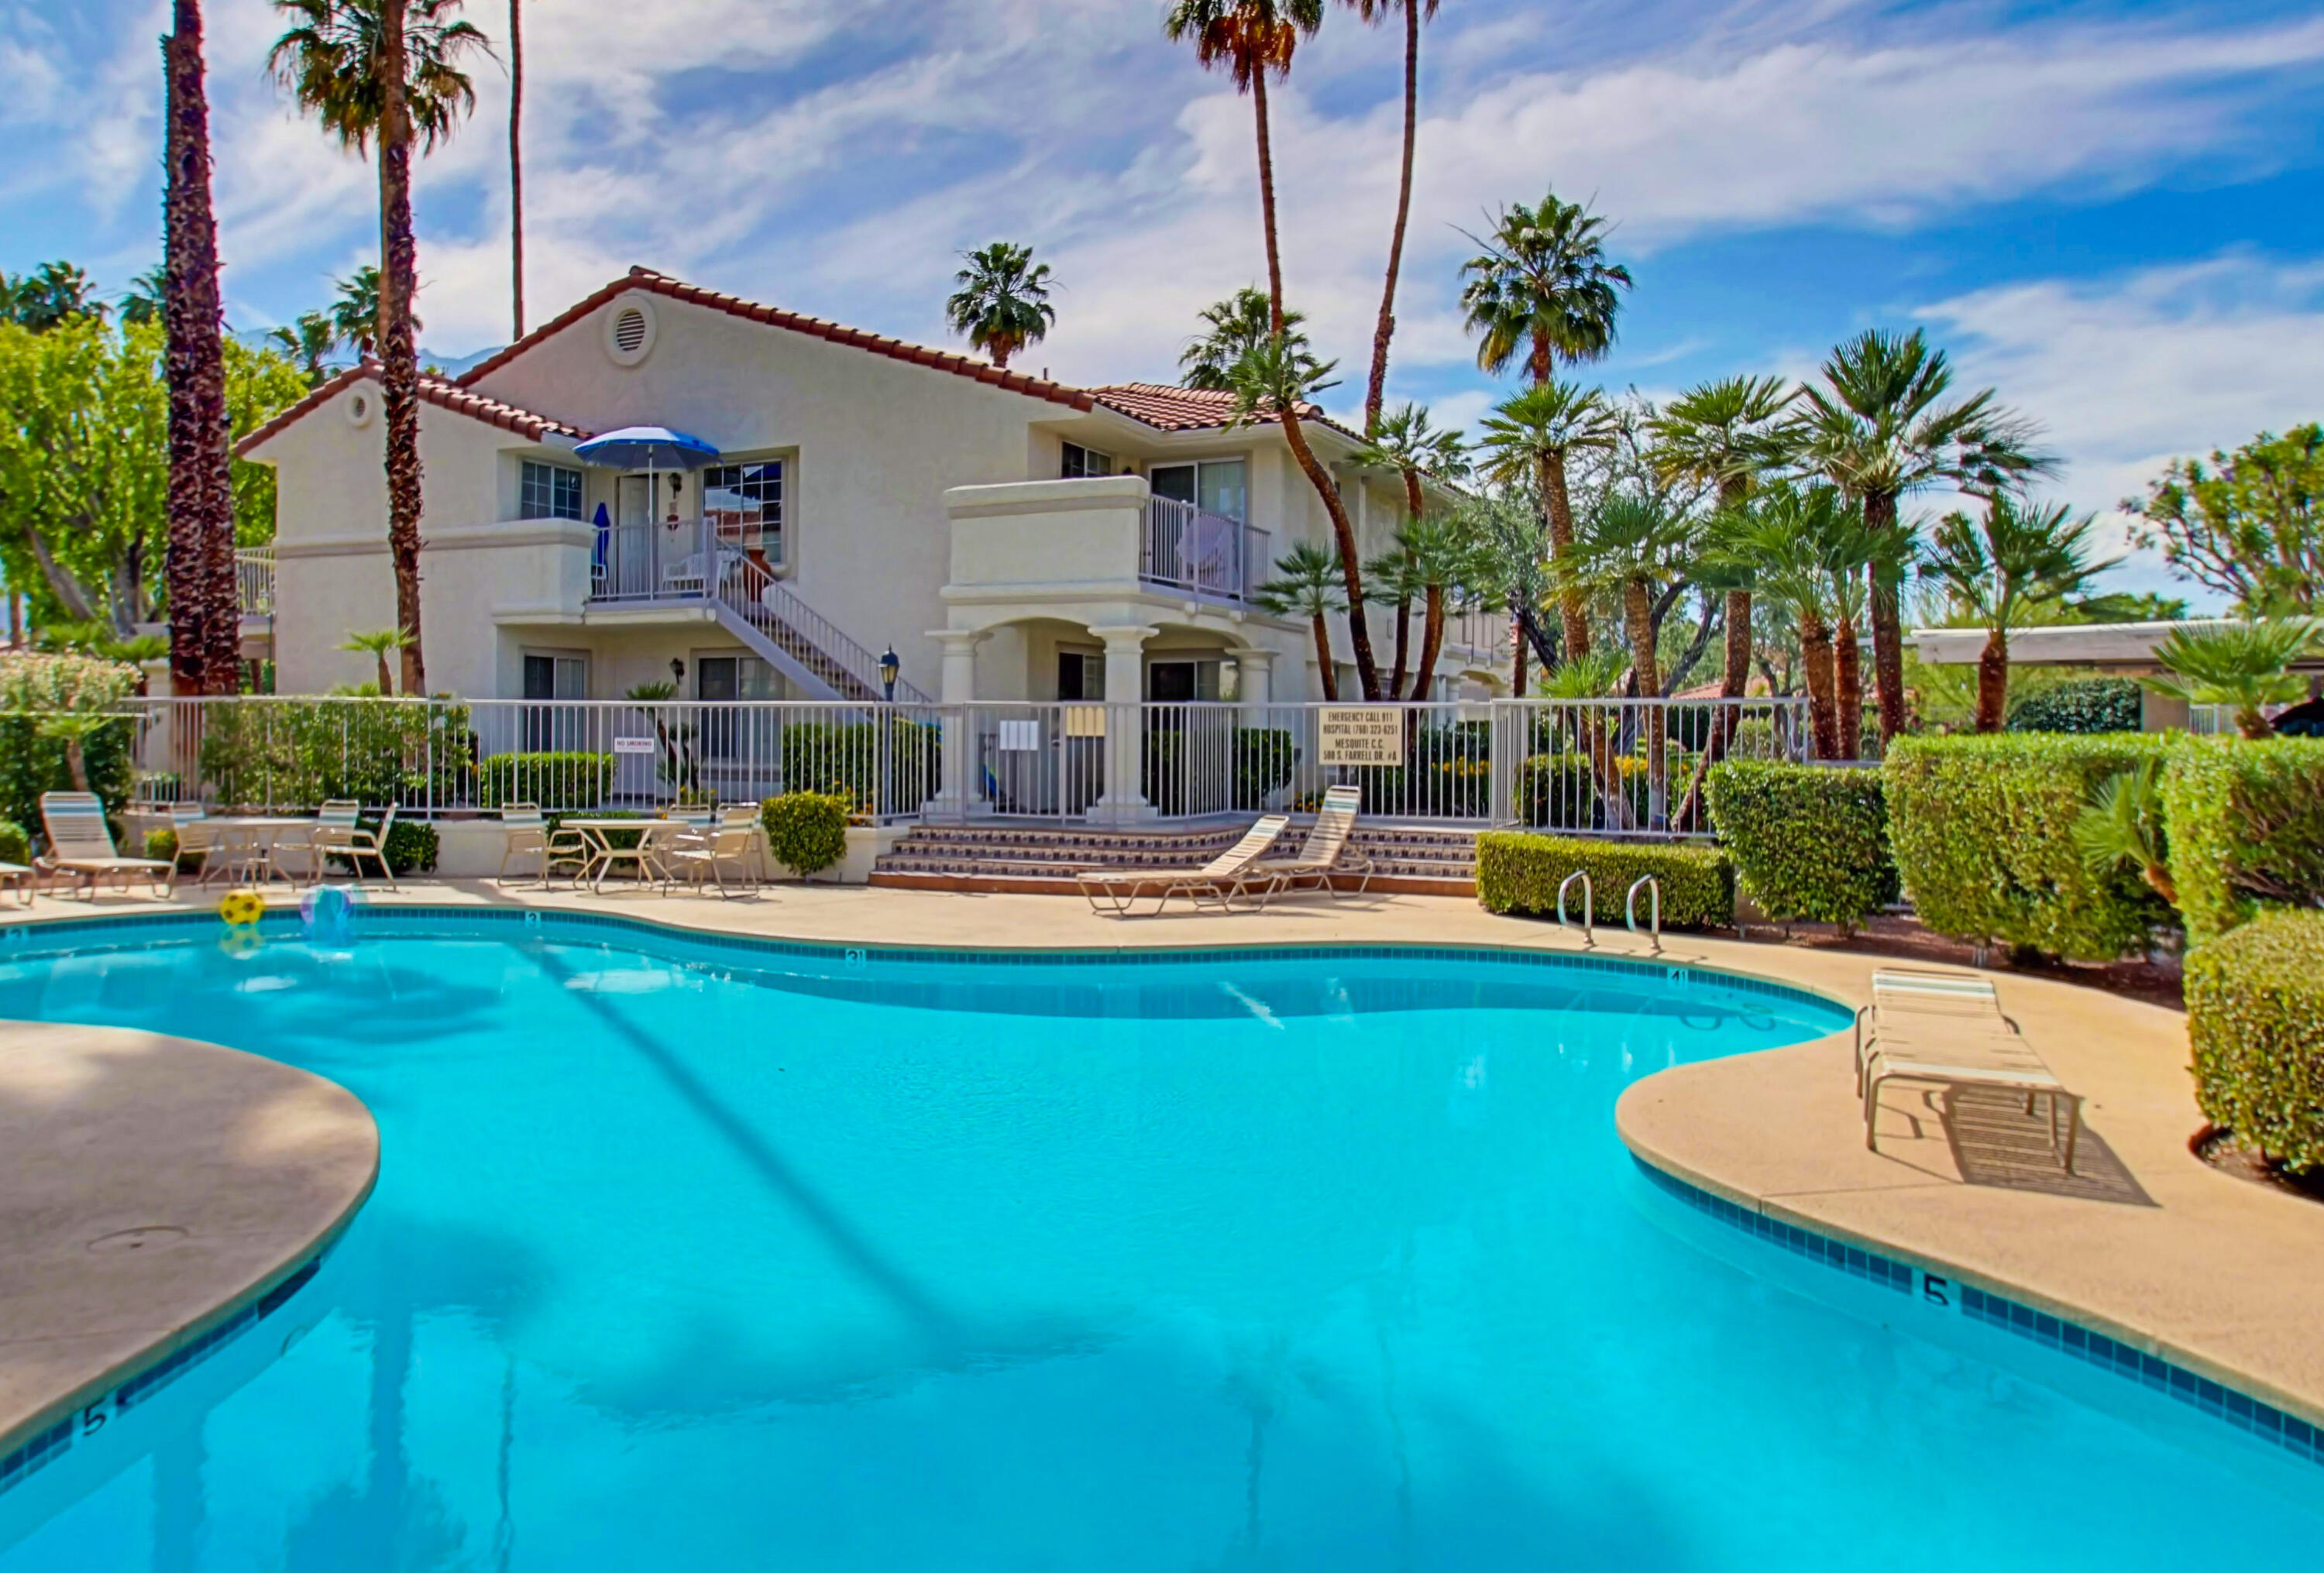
[669, 823, 762, 898]
[311, 800, 398, 890]
[497, 803, 590, 886]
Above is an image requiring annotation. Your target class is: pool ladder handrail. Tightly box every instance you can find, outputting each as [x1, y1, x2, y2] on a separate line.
[1557, 871, 1593, 949]
[1627, 874, 1662, 955]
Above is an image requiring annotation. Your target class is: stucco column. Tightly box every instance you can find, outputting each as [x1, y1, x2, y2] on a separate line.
[1088, 623, 1157, 824]
[1233, 647, 1274, 712]
[927, 629, 987, 817]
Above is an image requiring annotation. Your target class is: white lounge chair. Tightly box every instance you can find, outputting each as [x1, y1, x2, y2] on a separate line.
[37, 792, 174, 898]
[1074, 816, 1291, 917]
[311, 800, 398, 890]
[1, 861, 33, 907]
[1855, 967, 2082, 1173]
[1270, 785, 1373, 901]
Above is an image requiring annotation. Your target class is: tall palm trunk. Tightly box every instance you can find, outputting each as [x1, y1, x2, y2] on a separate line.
[508, 0, 524, 340]
[1624, 578, 1666, 825]
[1362, 0, 1420, 437]
[162, 0, 239, 698]
[1973, 629, 2009, 733]
[1387, 592, 1411, 699]
[1511, 627, 1526, 696]
[1799, 612, 1841, 760]
[1865, 489, 1904, 745]
[1410, 584, 1445, 703]
[1309, 612, 1337, 701]
[1834, 613, 1864, 756]
[1539, 452, 1590, 654]
[378, 0, 428, 695]
[1251, 69, 1380, 699]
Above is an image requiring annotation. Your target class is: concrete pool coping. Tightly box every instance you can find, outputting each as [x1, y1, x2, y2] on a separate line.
[5, 880, 2322, 1444]
[0, 1019, 379, 1472]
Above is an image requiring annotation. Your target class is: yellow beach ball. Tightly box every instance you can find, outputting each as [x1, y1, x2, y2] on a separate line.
[218, 889, 268, 927]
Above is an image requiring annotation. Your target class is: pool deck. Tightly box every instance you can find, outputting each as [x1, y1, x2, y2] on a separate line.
[5, 878, 2323, 1438]
[0, 1020, 378, 1468]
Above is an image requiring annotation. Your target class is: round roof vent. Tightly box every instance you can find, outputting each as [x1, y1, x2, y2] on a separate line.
[344, 386, 376, 428]
[604, 297, 656, 366]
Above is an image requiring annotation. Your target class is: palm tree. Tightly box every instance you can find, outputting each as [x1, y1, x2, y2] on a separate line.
[1920, 494, 2115, 732]
[944, 242, 1056, 371]
[1363, 543, 1425, 700]
[2074, 759, 2174, 902]
[1449, 491, 1560, 690]
[2144, 619, 2322, 739]
[1179, 287, 1307, 390]
[162, 2, 242, 701]
[330, 266, 387, 354]
[1787, 328, 2048, 746]
[1338, 0, 1442, 434]
[33, 713, 121, 794]
[1705, 486, 1855, 760]
[1458, 192, 1631, 389]
[118, 266, 169, 327]
[1166, 0, 1386, 699]
[1568, 489, 1699, 822]
[269, 311, 344, 386]
[1397, 516, 1464, 702]
[507, 0, 523, 339]
[2, 261, 107, 330]
[339, 627, 412, 694]
[1649, 375, 1790, 699]
[271, 0, 490, 698]
[1477, 380, 1616, 655]
[1357, 403, 1466, 697]
[1256, 542, 1348, 699]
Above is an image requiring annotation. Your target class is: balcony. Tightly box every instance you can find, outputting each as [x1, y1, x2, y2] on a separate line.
[944, 477, 1270, 616]
[236, 548, 275, 617]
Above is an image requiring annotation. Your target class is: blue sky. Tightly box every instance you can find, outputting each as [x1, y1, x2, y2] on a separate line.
[5, 0, 2323, 600]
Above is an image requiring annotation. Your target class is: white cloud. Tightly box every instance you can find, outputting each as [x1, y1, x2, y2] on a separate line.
[1920, 254, 2324, 597]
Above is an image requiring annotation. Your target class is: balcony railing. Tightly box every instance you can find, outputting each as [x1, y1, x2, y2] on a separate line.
[1140, 496, 1267, 603]
[236, 548, 275, 617]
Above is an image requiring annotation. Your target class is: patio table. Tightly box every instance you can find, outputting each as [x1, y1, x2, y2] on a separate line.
[559, 819, 655, 890]
[202, 816, 320, 886]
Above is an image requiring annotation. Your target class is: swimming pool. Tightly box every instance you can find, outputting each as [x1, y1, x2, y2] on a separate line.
[0, 912, 2315, 1568]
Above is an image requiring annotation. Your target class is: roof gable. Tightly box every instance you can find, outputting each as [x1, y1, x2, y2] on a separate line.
[235, 361, 589, 458]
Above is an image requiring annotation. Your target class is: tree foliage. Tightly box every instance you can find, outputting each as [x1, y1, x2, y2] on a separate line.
[2123, 423, 2322, 615]
[0, 316, 307, 637]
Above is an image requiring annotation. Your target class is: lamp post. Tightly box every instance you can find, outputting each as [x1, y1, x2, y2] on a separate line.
[878, 646, 900, 704]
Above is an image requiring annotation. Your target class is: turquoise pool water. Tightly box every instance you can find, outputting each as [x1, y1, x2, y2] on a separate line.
[0, 915, 2315, 1569]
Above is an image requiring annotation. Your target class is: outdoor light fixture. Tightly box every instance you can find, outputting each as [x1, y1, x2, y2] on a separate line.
[878, 646, 900, 703]
[670, 658, 686, 685]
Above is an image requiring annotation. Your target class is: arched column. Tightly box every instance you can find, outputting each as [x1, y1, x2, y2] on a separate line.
[927, 628, 988, 817]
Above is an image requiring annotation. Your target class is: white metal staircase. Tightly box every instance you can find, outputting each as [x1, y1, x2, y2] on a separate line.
[711, 559, 932, 704]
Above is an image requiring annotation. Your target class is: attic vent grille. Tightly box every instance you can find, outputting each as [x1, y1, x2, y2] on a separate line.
[613, 308, 648, 353]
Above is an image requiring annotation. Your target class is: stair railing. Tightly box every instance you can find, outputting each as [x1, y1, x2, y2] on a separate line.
[717, 555, 933, 703]
[1626, 874, 1662, 955]
[1557, 871, 1593, 949]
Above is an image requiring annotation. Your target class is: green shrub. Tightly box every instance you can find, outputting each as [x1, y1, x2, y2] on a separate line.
[383, 819, 439, 875]
[477, 751, 615, 810]
[1705, 761, 1897, 929]
[1884, 733, 2172, 960]
[2008, 677, 2144, 734]
[194, 699, 468, 810]
[2161, 737, 2324, 946]
[1233, 727, 1295, 810]
[145, 828, 182, 869]
[1476, 831, 1734, 929]
[1513, 754, 1601, 828]
[781, 720, 939, 818]
[0, 651, 141, 831]
[761, 792, 850, 878]
[2186, 910, 2324, 1173]
[0, 819, 29, 866]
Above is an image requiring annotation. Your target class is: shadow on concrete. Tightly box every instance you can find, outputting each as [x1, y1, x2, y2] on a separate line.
[1940, 1086, 2156, 1206]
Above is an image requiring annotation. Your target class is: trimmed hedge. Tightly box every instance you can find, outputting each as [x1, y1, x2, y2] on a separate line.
[1884, 733, 2172, 960]
[2161, 737, 2324, 946]
[782, 720, 940, 819]
[2186, 910, 2324, 1173]
[477, 751, 614, 810]
[2007, 677, 2144, 734]
[0, 819, 28, 867]
[761, 792, 850, 878]
[1477, 831, 1734, 929]
[1705, 761, 1897, 929]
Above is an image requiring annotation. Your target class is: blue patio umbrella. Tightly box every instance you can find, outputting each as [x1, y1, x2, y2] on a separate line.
[574, 426, 722, 532]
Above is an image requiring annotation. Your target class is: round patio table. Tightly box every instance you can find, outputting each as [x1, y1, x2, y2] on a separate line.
[201, 816, 319, 886]
[559, 819, 666, 892]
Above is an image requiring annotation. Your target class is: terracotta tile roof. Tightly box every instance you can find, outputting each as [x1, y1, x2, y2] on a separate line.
[456, 268, 1102, 412]
[1088, 382, 1360, 444]
[235, 361, 590, 457]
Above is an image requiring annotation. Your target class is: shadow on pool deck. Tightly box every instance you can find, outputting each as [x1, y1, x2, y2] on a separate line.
[1937, 1087, 2156, 1207]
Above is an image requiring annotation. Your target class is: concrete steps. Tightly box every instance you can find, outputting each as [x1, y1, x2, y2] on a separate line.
[870, 821, 1479, 896]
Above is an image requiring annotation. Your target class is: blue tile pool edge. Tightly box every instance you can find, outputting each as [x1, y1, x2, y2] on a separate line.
[1633, 1156, 2324, 1472]
[0, 1251, 332, 1498]
[0, 905, 1848, 1019]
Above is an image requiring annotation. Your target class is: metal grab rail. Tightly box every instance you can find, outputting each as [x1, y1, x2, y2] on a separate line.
[1627, 874, 1662, 955]
[1557, 871, 1593, 948]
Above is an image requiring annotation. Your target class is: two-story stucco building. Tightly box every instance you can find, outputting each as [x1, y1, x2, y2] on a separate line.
[237, 268, 1505, 713]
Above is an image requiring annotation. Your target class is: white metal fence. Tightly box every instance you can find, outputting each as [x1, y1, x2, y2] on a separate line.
[125, 694, 1813, 838]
